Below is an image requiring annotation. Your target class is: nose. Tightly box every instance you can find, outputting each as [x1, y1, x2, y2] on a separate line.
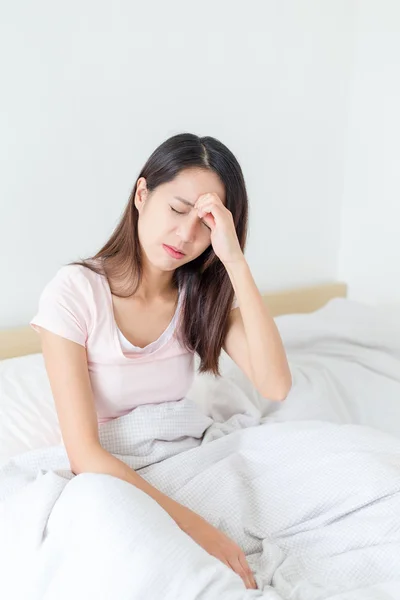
[176, 211, 200, 244]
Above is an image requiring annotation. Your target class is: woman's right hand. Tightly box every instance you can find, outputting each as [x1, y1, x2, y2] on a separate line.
[179, 508, 258, 590]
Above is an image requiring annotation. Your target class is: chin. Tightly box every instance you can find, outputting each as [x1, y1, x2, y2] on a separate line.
[151, 252, 185, 272]
[160, 245, 191, 267]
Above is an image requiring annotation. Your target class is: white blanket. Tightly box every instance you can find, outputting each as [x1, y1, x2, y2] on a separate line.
[1, 299, 400, 600]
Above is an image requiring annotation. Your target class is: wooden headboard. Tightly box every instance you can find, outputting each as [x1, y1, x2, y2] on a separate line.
[0, 281, 347, 361]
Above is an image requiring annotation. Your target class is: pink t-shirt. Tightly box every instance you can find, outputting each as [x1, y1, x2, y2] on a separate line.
[30, 264, 195, 425]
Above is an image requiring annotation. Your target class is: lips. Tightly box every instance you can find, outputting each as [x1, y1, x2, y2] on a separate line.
[167, 245, 185, 255]
[162, 244, 186, 259]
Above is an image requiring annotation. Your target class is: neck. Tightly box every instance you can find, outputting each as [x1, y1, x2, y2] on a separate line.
[137, 254, 176, 301]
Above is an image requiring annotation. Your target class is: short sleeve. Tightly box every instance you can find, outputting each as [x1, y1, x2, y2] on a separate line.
[30, 266, 92, 347]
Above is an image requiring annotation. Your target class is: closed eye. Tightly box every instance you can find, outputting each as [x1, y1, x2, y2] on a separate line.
[169, 205, 211, 230]
[170, 206, 185, 214]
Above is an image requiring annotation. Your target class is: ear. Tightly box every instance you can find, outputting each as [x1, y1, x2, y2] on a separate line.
[134, 177, 148, 211]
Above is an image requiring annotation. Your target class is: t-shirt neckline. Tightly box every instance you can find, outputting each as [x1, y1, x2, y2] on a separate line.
[100, 272, 182, 360]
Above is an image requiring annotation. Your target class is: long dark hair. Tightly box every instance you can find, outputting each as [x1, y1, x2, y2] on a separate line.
[70, 132, 248, 375]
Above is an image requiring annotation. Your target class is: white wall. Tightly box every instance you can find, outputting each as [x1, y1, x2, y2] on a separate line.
[0, 1, 356, 328]
[338, 0, 400, 304]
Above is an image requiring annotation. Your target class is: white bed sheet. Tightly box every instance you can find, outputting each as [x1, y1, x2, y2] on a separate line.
[0, 298, 400, 599]
[192, 298, 400, 441]
[1, 298, 400, 462]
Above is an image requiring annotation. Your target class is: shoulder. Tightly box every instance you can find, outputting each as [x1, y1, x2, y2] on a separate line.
[36, 264, 107, 330]
[31, 263, 106, 343]
[43, 263, 103, 299]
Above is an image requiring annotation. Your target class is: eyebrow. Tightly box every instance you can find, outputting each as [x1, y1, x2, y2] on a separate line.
[173, 196, 195, 207]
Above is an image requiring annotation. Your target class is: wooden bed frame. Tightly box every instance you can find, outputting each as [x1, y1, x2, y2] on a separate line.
[0, 282, 347, 361]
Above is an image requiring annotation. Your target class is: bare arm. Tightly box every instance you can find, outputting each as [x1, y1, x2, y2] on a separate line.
[38, 328, 257, 589]
[38, 328, 195, 528]
[223, 259, 292, 401]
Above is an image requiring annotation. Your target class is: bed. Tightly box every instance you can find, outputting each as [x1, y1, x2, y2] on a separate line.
[0, 281, 348, 461]
[1, 280, 400, 600]
[0, 281, 347, 360]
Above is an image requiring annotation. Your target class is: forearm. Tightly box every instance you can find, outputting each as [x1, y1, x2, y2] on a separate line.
[71, 445, 196, 529]
[225, 258, 292, 399]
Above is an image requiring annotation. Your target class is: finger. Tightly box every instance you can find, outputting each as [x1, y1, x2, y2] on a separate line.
[195, 193, 222, 210]
[238, 553, 257, 589]
[197, 207, 215, 231]
[219, 555, 242, 580]
[196, 192, 217, 204]
[197, 201, 229, 222]
[197, 202, 223, 221]
[197, 206, 218, 232]
[197, 203, 214, 217]
[228, 556, 252, 589]
[197, 199, 214, 212]
[195, 195, 208, 210]
[232, 553, 256, 590]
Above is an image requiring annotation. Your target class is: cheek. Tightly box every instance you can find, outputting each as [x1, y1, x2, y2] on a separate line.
[193, 233, 211, 255]
[143, 211, 166, 237]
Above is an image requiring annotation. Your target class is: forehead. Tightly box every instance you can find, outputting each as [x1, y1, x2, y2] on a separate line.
[167, 168, 226, 205]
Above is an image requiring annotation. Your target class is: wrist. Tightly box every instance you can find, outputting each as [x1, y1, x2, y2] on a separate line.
[223, 255, 249, 276]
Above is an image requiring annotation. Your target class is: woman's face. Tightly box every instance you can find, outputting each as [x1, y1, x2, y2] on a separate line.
[135, 168, 226, 271]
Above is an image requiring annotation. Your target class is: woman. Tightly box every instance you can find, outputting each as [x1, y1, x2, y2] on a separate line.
[30, 132, 292, 590]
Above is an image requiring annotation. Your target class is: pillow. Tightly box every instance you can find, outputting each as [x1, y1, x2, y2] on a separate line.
[3, 298, 399, 465]
[0, 353, 61, 464]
